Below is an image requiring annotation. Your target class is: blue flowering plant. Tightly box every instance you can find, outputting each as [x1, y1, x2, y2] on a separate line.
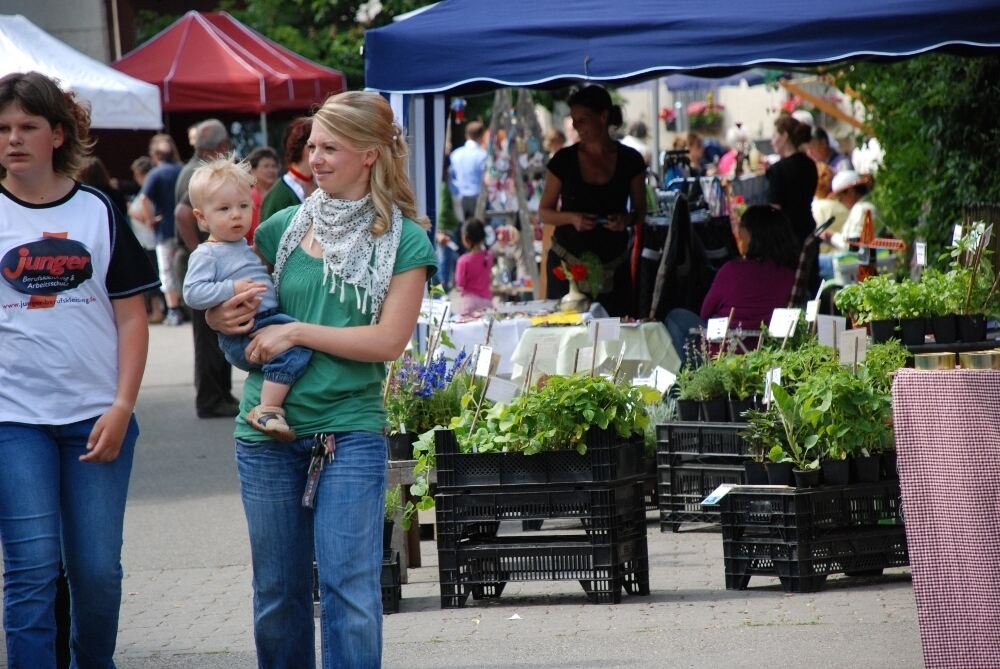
[384, 350, 473, 436]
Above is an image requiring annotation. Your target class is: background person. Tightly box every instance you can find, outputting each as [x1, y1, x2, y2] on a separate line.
[0, 70, 158, 666]
[246, 146, 280, 244]
[822, 169, 880, 251]
[538, 84, 646, 317]
[449, 120, 488, 219]
[206, 91, 436, 667]
[807, 126, 853, 174]
[454, 218, 493, 315]
[174, 119, 240, 419]
[767, 115, 818, 293]
[259, 117, 315, 222]
[665, 205, 799, 361]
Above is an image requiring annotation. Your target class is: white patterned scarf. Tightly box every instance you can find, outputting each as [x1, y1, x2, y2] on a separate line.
[272, 191, 402, 323]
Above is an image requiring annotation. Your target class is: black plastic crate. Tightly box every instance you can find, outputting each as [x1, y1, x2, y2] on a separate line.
[719, 482, 903, 542]
[656, 422, 752, 467]
[435, 428, 645, 490]
[438, 535, 650, 608]
[723, 527, 909, 592]
[657, 464, 745, 532]
[381, 552, 402, 614]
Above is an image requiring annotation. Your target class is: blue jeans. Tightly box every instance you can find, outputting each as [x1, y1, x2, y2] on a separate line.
[236, 431, 386, 669]
[218, 309, 313, 386]
[0, 416, 138, 669]
[664, 307, 704, 366]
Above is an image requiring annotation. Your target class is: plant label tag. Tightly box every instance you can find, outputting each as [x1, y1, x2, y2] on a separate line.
[706, 317, 729, 342]
[577, 346, 595, 366]
[701, 484, 735, 506]
[763, 367, 781, 404]
[839, 328, 868, 365]
[914, 241, 927, 266]
[768, 308, 800, 339]
[805, 300, 820, 323]
[474, 346, 494, 377]
[588, 317, 621, 342]
[399, 422, 406, 434]
[817, 315, 847, 348]
[953, 224, 963, 245]
[485, 377, 520, 403]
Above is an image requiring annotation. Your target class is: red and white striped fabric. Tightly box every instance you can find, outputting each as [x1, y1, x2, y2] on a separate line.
[893, 369, 1000, 669]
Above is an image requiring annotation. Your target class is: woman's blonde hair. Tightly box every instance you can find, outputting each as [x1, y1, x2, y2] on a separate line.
[312, 91, 423, 235]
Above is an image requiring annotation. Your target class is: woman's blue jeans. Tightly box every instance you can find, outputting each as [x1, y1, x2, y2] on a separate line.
[236, 431, 386, 669]
[664, 307, 705, 366]
[0, 416, 138, 669]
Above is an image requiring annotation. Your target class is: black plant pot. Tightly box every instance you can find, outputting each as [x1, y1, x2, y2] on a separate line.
[744, 460, 768, 485]
[382, 519, 394, 560]
[728, 398, 756, 423]
[821, 459, 851, 486]
[700, 398, 728, 422]
[881, 451, 899, 480]
[387, 432, 418, 460]
[931, 314, 958, 344]
[957, 314, 987, 343]
[899, 318, 926, 346]
[677, 399, 700, 421]
[793, 468, 822, 488]
[869, 319, 899, 344]
[765, 461, 794, 486]
[852, 455, 881, 482]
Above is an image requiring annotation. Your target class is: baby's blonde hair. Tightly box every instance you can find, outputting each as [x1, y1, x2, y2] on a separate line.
[188, 155, 255, 211]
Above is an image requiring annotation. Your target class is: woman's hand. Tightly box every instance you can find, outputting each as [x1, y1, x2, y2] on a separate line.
[81, 403, 131, 463]
[606, 215, 627, 232]
[206, 286, 266, 335]
[247, 322, 298, 363]
[572, 213, 597, 232]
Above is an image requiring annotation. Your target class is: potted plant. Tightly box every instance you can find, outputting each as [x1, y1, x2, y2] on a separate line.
[859, 274, 899, 343]
[674, 364, 701, 421]
[834, 282, 865, 327]
[770, 384, 821, 487]
[949, 227, 999, 342]
[920, 268, 959, 344]
[384, 350, 470, 460]
[384, 485, 401, 559]
[741, 407, 780, 484]
[892, 279, 927, 346]
[718, 353, 760, 422]
[687, 361, 728, 422]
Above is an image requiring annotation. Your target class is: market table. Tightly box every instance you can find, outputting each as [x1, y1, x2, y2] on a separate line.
[434, 317, 532, 376]
[892, 369, 1000, 669]
[509, 322, 680, 383]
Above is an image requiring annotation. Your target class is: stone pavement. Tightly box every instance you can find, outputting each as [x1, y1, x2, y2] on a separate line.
[1, 323, 924, 668]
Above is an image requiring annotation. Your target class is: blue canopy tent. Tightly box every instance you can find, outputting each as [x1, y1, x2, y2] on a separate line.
[364, 0, 1000, 225]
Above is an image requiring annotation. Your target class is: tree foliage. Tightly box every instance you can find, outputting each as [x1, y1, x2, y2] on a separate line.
[839, 55, 1000, 255]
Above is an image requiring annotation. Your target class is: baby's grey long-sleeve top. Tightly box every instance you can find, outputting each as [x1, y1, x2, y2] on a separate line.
[182, 240, 279, 312]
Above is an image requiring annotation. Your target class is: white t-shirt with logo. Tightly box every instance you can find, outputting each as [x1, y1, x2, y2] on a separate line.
[0, 182, 159, 424]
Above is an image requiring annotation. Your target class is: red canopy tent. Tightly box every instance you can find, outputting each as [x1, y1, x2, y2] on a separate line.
[112, 10, 346, 139]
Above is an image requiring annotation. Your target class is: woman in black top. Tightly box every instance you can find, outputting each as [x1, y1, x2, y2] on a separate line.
[766, 115, 817, 292]
[539, 85, 646, 317]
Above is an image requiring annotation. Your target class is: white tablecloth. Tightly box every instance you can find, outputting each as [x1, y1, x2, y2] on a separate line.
[430, 317, 532, 376]
[509, 322, 680, 383]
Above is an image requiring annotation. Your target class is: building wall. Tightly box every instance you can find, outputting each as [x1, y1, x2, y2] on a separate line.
[5, 0, 111, 62]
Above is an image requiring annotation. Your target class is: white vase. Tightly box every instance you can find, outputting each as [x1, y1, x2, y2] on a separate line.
[559, 277, 591, 313]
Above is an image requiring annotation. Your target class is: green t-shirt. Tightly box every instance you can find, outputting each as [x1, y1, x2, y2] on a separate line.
[234, 207, 437, 442]
[259, 178, 302, 223]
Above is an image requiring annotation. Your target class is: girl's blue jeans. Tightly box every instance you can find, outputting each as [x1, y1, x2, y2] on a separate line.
[235, 430, 386, 669]
[0, 416, 138, 669]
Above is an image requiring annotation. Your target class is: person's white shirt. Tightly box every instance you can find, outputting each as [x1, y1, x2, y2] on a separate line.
[621, 135, 651, 166]
[449, 140, 488, 197]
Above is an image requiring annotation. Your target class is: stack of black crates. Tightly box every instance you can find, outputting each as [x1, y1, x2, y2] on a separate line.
[656, 422, 749, 531]
[381, 551, 402, 614]
[434, 427, 650, 608]
[720, 481, 908, 592]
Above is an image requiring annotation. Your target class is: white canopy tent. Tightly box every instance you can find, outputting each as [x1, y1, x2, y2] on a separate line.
[0, 15, 162, 130]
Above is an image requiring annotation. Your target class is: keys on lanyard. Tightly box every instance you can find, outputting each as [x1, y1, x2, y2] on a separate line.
[302, 433, 335, 509]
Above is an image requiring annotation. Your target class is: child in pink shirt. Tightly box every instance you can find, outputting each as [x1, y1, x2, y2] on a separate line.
[454, 219, 493, 315]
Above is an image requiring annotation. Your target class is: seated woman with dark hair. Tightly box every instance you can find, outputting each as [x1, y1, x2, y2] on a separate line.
[665, 205, 799, 359]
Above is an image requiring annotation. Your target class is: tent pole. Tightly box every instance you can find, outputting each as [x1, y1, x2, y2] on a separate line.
[260, 112, 268, 147]
[651, 79, 661, 182]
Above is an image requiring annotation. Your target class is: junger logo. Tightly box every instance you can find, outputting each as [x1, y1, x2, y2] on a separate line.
[1, 238, 93, 295]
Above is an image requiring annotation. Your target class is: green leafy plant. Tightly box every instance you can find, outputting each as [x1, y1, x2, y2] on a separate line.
[675, 364, 700, 401]
[834, 282, 865, 324]
[863, 339, 910, 395]
[384, 351, 472, 436]
[384, 485, 401, 521]
[644, 397, 677, 455]
[859, 274, 898, 322]
[769, 384, 819, 471]
[717, 353, 761, 400]
[684, 361, 727, 401]
[741, 407, 783, 463]
[892, 280, 928, 319]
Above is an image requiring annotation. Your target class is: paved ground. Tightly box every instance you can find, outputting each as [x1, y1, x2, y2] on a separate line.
[1, 323, 924, 668]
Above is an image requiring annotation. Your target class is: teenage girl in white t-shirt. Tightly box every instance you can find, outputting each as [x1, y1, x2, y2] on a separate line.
[0, 71, 159, 665]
